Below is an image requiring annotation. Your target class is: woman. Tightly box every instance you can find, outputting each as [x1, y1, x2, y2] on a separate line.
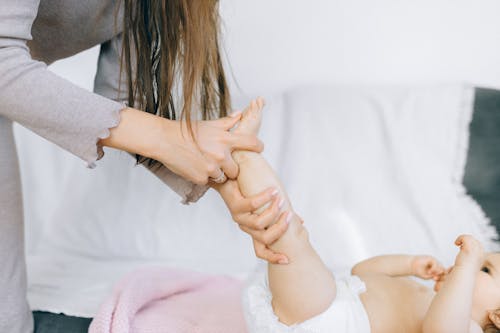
[0, 1, 288, 331]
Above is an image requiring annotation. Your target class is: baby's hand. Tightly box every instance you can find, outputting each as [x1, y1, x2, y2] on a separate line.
[411, 255, 445, 280]
[454, 234, 484, 269]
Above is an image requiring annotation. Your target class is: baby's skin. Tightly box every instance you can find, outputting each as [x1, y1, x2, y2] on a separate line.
[231, 98, 500, 333]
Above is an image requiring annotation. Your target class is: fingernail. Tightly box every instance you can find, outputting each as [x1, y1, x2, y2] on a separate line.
[278, 198, 285, 209]
[230, 111, 242, 118]
[286, 212, 293, 225]
[271, 188, 279, 197]
[278, 258, 289, 265]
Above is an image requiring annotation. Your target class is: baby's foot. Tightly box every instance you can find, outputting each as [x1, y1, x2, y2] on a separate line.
[234, 97, 264, 136]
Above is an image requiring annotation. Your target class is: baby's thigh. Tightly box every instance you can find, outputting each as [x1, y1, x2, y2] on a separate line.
[300, 276, 370, 333]
[244, 272, 367, 333]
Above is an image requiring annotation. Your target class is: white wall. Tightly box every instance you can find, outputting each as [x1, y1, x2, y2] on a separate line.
[220, 0, 500, 95]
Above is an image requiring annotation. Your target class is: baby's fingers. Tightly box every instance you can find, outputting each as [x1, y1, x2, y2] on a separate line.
[433, 272, 445, 281]
[428, 263, 445, 278]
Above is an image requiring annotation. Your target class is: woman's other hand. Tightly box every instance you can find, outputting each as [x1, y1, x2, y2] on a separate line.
[154, 112, 264, 185]
[214, 180, 290, 264]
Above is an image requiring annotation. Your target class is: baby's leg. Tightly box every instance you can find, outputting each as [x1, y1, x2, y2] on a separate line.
[233, 99, 336, 325]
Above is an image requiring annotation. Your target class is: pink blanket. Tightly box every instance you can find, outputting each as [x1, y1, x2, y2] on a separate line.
[89, 267, 248, 333]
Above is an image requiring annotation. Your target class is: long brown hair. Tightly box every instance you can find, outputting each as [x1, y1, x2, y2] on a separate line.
[121, 0, 231, 165]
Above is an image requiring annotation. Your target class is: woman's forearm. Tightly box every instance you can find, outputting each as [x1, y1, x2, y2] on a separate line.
[99, 107, 168, 161]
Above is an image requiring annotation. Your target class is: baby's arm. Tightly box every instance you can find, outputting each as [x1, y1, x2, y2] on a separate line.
[422, 235, 483, 333]
[233, 99, 336, 325]
[352, 255, 444, 279]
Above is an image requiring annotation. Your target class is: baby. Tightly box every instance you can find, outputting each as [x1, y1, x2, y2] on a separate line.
[231, 98, 500, 333]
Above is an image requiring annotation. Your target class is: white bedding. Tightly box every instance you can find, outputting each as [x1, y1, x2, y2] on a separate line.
[274, 85, 497, 270]
[18, 84, 498, 317]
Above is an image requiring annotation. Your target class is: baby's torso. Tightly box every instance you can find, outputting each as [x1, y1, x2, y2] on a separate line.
[358, 274, 435, 333]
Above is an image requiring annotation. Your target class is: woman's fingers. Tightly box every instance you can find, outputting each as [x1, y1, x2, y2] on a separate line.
[216, 181, 279, 227]
[213, 179, 241, 200]
[233, 195, 281, 229]
[211, 114, 242, 130]
[161, 107, 267, 186]
[240, 211, 290, 245]
[220, 151, 239, 179]
[228, 133, 264, 153]
[235, 187, 278, 213]
[229, 110, 243, 119]
[252, 195, 283, 229]
[215, 180, 275, 212]
[233, 195, 278, 228]
[252, 239, 289, 265]
[261, 215, 290, 244]
[180, 158, 214, 185]
[204, 156, 224, 180]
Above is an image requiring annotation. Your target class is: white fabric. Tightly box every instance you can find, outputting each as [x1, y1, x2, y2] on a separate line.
[274, 85, 498, 272]
[19, 84, 498, 317]
[243, 270, 370, 333]
[220, 0, 500, 94]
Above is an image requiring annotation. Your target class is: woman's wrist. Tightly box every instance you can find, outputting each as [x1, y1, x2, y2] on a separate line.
[100, 107, 171, 160]
[146, 115, 175, 163]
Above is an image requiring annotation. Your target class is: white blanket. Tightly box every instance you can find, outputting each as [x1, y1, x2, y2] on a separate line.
[21, 84, 498, 317]
[261, 84, 498, 271]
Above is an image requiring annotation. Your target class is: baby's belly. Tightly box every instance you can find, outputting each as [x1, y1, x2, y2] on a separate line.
[358, 275, 434, 333]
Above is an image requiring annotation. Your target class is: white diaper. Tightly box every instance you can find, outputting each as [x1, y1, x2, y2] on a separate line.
[242, 271, 371, 333]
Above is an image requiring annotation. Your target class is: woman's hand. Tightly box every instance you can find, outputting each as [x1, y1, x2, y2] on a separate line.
[154, 112, 264, 185]
[214, 180, 290, 264]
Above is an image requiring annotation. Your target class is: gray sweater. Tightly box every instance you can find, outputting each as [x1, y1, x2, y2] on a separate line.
[1, 0, 208, 203]
[0, 1, 207, 331]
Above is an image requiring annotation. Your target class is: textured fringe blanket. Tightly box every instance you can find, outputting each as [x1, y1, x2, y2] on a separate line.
[89, 268, 247, 333]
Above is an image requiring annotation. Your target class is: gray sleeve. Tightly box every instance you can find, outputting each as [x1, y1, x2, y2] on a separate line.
[0, 0, 123, 168]
[94, 35, 209, 204]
